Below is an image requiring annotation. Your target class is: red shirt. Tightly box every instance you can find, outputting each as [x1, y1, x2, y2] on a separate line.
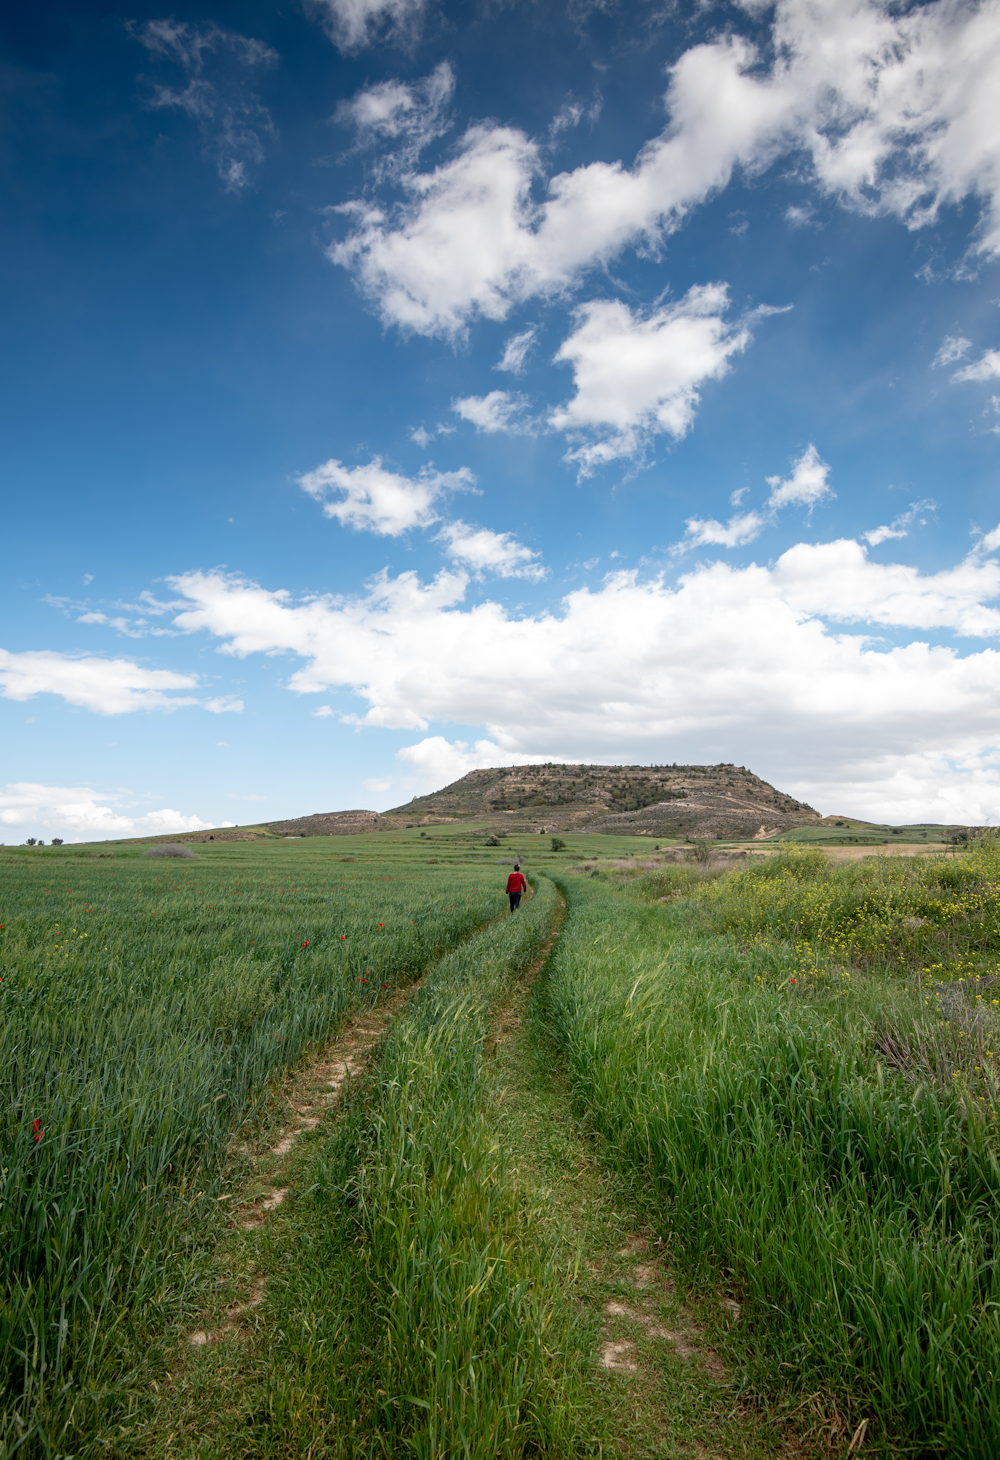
[506, 872, 526, 894]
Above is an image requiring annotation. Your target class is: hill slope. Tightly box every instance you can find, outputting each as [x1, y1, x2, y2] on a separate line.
[382, 762, 820, 840]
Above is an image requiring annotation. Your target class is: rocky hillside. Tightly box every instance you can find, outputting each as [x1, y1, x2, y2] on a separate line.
[265, 809, 384, 837]
[383, 763, 818, 839]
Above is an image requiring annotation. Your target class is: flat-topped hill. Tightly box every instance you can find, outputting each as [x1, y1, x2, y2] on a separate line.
[381, 762, 820, 840]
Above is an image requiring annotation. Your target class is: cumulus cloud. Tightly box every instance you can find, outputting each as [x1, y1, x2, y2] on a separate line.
[308, 0, 427, 52]
[549, 285, 751, 472]
[496, 328, 536, 373]
[331, 0, 1000, 335]
[0, 648, 240, 715]
[164, 530, 1000, 821]
[864, 499, 936, 546]
[335, 62, 453, 176]
[680, 511, 768, 550]
[437, 521, 546, 580]
[765, 443, 833, 510]
[934, 334, 973, 367]
[397, 736, 557, 783]
[130, 19, 278, 191]
[0, 782, 221, 843]
[298, 456, 475, 535]
[678, 446, 836, 555]
[953, 348, 1000, 382]
[451, 390, 529, 434]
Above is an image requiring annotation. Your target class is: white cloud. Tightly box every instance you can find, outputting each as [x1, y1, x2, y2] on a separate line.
[330, 124, 540, 337]
[549, 286, 751, 472]
[437, 521, 546, 580]
[202, 695, 244, 714]
[363, 776, 392, 792]
[129, 20, 278, 191]
[308, 0, 427, 52]
[332, 0, 1000, 335]
[675, 446, 832, 553]
[785, 203, 818, 228]
[397, 736, 557, 783]
[864, 499, 936, 547]
[298, 456, 475, 535]
[164, 531, 1000, 821]
[313, 705, 334, 717]
[496, 328, 536, 373]
[680, 511, 768, 550]
[0, 782, 218, 843]
[953, 348, 1000, 382]
[411, 426, 433, 447]
[765, 444, 833, 510]
[0, 648, 208, 715]
[451, 390, 529, 434]
[334, 62, 453, 176]
[934, 334, 973, 367]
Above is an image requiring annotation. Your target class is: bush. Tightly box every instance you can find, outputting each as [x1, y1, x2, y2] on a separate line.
[144, 844, 198, 859]
[550, 836, 566, 852]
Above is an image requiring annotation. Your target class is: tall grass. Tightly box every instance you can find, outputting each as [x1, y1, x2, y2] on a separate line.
[544, 875, 1000, 1457]
[0, 848, 502, 1456]
[256, 875, 592, 1458]
[682, 839, 1000, 981]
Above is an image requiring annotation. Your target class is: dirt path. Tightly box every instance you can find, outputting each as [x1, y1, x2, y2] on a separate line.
[182, 979, 424, 1351]
[486, 888, 826, 1460]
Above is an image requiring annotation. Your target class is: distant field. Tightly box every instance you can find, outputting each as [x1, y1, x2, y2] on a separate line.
[777, 817, 969, 846]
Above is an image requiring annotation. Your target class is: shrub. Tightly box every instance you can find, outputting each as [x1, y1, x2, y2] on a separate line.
[550, 836, 566, 852]
[144, 844, 198, 859]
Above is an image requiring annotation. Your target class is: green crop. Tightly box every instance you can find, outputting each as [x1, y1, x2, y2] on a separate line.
[0, 844, 502, 1455]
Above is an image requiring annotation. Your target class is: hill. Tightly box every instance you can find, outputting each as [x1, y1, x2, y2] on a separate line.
[381, 762, 820, 840]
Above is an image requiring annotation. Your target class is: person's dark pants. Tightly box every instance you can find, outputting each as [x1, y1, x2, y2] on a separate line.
[508, 891, 522, 912]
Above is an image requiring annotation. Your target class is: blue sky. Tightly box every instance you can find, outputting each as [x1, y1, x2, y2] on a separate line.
[4, 0, 1000, 841]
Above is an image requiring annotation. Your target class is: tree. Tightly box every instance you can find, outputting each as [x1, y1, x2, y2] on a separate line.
[550, 836, 566, 852]
[26, 837, 36, 846]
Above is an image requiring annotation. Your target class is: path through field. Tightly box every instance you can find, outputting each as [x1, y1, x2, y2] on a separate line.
[486, 896, 803, 1460]
[139, 879, 807, 1459]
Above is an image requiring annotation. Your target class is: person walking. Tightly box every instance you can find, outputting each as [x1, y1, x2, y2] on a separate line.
[506, 862, 526, 913]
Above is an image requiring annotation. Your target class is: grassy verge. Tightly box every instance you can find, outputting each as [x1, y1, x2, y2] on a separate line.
[143, 873, 595, 1459]
[544, 872, 1000, 1457]
[0, 850, 503, 1457]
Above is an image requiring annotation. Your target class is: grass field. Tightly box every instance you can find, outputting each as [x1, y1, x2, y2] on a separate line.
[0, 840, 509, 1455]
[544, 845, 1000, 1457]
[6, 831, 1000, 1457]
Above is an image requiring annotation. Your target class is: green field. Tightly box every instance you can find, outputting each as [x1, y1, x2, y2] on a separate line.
[0, 841, 507, 1454]
[5, 834, 1000, 1457]
[777, 818, 969, 846]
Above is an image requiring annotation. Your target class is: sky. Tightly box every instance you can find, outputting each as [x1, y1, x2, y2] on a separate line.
[3, 0, 1000, 842]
